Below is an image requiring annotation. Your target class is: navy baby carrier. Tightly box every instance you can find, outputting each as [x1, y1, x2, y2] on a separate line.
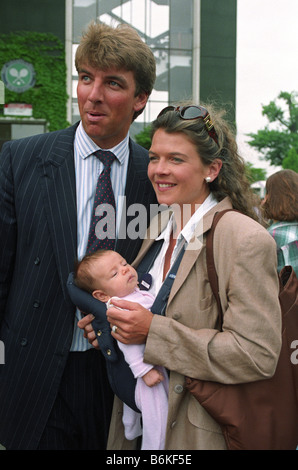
[66, 241, 185, 412]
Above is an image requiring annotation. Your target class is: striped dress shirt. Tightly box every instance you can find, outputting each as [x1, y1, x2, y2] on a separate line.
[70, 122, 129, 351]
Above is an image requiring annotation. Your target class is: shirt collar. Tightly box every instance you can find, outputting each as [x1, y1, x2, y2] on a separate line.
[74, 121, 129, 165]
[156, 193, 218, 244]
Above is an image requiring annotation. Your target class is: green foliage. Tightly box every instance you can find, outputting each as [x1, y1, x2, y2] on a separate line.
[282, 147, 298, 172]
[0, 31, 69, 131]
[134, 125, 152, 150]
[247, 91, 298, 169]
[245, 162, 267, 184]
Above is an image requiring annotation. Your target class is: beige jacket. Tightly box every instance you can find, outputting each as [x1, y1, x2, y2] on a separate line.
[107, 197, 282, 450]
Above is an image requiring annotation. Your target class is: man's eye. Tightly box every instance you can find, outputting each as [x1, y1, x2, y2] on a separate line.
[80, 75, 90, 82]
[109, 80, 121, 88]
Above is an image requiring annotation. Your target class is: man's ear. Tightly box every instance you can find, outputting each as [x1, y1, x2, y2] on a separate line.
[134, 91, 149, 113]
[92, 290, 110, 303]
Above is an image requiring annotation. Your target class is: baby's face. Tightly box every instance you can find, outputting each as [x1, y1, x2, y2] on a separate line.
[92, 251, 138, 298]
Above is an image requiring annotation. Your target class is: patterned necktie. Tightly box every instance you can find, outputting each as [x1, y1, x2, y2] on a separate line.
[86, 150, 116, 253]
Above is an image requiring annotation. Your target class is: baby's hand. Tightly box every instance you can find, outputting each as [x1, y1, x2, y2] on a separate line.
[142, 368, 164, 387]
[106, 297, 123, 310]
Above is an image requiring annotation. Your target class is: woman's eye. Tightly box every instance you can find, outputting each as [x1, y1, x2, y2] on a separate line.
[171, 156, 184, 163]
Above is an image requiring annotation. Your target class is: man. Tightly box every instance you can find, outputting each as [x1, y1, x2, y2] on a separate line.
[0, 22, 157, 450]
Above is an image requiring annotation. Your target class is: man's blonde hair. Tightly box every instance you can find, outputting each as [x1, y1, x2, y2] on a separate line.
[75, 22, 156, 119]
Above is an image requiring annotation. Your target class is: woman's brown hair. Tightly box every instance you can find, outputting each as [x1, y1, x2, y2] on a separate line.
[262, 169, 298, 221]
[151, 103, 259, 221]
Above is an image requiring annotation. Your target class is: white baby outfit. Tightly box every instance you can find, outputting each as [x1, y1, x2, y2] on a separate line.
[107, 289, 169, 450]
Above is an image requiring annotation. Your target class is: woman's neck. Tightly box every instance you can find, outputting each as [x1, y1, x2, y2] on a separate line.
[170, 195, 210, 233]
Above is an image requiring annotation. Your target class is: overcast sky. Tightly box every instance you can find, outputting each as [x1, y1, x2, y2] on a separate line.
[236, 0, 298, 176]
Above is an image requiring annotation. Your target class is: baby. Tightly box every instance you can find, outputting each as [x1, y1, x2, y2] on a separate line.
[74, 249, 169, 450]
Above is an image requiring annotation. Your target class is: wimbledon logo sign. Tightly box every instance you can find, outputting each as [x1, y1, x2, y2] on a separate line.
[1, 59, 36, 93]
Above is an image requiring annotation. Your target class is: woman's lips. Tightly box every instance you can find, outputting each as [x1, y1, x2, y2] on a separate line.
[156, 182, 176, 191]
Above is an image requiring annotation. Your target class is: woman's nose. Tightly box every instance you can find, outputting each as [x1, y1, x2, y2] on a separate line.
[155, 161, 170, 175]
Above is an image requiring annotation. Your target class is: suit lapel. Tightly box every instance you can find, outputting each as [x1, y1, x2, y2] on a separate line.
[37, 124, 78, 300]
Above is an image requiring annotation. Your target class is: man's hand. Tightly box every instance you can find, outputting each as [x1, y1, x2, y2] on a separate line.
[77, 314, 100, 349]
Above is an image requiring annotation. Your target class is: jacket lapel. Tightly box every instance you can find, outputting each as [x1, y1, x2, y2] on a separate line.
[167, 198, 233, 305]
[133, 208, 209, 304]
[37, 124, 78, 301]
[134, 198, 233, 310]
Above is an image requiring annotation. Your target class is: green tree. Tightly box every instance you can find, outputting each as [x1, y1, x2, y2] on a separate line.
[247, 91, 298, 171]
[0, 31, 69, 131]
[282, 147, 298, 172]
[134, 125, 152, 150]
[245, 162, 267, 184]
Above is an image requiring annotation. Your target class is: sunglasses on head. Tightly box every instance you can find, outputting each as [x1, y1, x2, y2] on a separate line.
[157, 105, 218, 145]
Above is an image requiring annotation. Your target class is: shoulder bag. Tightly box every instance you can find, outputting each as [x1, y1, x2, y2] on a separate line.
[185, 210, 298, 450]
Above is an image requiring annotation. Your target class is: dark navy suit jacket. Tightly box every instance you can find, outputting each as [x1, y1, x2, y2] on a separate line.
[0, 123, 157, 449]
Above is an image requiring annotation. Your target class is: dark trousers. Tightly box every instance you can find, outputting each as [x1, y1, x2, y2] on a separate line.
[37, 349, 114, 450]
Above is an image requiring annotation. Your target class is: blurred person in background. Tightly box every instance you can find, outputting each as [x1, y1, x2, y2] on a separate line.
[262, 169, 298, 276]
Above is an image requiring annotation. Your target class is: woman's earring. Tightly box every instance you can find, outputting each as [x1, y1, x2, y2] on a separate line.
[205, 176, 211, 183]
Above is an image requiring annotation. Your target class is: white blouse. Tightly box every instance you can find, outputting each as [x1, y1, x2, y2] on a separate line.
[148, 193, 218, 298]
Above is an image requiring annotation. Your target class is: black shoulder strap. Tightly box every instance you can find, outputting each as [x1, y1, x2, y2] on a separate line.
[137, 239, 164, 277]
[138, 208, 237, 318]
[150, 244, 186, 316]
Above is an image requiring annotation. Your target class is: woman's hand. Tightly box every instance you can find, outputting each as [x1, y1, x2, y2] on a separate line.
[106, 298, 154, 344]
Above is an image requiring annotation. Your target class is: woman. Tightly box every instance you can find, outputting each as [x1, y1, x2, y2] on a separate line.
[80, 104, 281, 450]
[262, 169, 298, 276]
